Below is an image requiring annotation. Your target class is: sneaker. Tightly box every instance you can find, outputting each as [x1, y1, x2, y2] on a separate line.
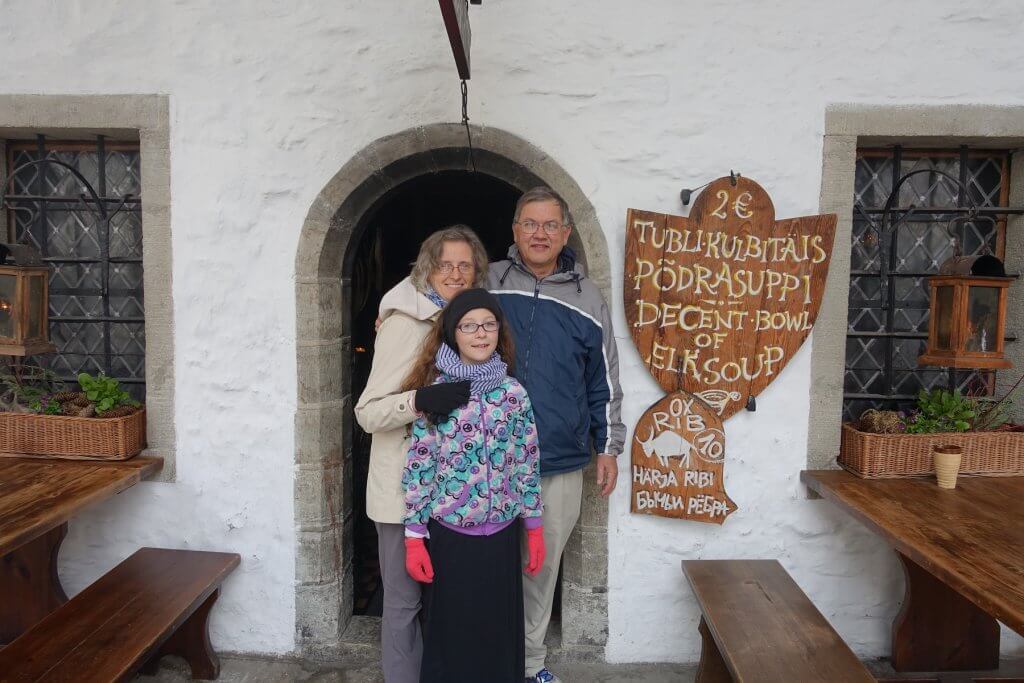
[526, 668, 562, 683]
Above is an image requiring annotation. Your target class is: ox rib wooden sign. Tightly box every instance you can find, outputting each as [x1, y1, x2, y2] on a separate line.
[632, 391, 735, 523]
[626, 175, 836, 523]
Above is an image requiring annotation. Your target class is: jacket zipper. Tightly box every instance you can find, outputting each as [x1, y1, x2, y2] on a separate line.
[477, 394, 493, 524]
[522, 275, 542, 380]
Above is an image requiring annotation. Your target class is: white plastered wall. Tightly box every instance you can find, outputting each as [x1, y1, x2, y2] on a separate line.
[0, 0, 1021, 659]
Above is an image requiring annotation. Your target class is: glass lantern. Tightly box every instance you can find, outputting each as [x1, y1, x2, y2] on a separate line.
[919, 254, 1012, 370]
[0, 243, 55, 356]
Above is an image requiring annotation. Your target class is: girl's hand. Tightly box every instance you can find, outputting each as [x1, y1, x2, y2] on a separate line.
[404, 537, 434, 583]
[524, 526, 545, 577]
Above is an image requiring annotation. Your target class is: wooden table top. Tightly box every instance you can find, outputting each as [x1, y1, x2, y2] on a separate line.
[801, 469, 1024, 636]
[0, 456, 162, 556]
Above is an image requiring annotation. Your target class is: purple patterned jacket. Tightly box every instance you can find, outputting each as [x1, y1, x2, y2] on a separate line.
[402, 376, 543, 537]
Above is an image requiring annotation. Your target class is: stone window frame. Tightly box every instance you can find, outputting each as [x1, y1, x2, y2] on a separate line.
[294, 123, 612, 660]
[0, 95, 175, 480]
[808, 104, 1024, 469]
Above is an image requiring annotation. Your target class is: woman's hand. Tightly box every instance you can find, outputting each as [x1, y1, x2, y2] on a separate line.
[524, 526, 545, 577]
[404, 537, 434, 583]
[414, 380, 471, 423]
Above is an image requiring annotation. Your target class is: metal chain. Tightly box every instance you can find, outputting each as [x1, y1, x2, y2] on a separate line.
[461, 79, 477, 173]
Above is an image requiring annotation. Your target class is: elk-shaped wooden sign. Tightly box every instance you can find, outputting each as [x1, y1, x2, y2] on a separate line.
[626, 176, 836, 522]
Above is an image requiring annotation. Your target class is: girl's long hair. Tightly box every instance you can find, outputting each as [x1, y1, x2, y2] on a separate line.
[401, 317, 516, 392]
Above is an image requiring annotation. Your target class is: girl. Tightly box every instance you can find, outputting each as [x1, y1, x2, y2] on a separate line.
[354, 226, 488, 683]
[400, 288, 545, 683]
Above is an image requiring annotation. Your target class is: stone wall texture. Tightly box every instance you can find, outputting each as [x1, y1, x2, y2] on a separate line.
[1, 0, 1022, 661]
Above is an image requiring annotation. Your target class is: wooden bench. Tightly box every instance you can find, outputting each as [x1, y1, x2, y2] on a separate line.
[682, 560, 875, 683]
[0, 547, 239, 682]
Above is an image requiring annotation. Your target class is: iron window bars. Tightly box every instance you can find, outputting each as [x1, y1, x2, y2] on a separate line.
[843, 146, 1021, 422]
[2, 135, 145, 401]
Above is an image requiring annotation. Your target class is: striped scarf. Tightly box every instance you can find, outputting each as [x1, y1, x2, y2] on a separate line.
[435, 342, 507, 396]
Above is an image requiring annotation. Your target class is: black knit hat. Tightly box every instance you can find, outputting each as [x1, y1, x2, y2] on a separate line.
[441, 288, 504, 350]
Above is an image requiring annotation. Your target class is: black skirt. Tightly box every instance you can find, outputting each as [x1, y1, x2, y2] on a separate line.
[420, 519, 525, 683]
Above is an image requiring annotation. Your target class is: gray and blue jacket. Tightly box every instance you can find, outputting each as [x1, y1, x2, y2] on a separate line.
[487, 246, 625, 476]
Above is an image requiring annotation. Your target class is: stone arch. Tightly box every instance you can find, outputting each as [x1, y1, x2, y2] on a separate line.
[294, 123, 611, 660]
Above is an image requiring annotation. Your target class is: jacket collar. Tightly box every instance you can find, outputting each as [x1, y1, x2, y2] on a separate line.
[378, 276, 443, 323]
[503, 244, 585, 285]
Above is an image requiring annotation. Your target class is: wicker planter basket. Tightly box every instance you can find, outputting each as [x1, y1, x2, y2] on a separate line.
[838, 422, 1024, 478]
[0, 408, 146, 461]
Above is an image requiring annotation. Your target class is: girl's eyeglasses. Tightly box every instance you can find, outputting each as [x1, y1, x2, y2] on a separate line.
[456, 320, 500, 334]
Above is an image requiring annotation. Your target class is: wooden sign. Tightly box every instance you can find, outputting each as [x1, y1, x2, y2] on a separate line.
[438, 0, 472, 79]
[625, 176, 837, 420]
[631, 391, 736, 524]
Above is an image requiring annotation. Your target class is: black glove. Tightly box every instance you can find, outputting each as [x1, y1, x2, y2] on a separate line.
[415, 380, 471, 424]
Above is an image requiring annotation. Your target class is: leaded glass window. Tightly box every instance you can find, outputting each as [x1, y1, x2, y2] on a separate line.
[844, 147, 1010, 422]
[4, 137, 145, 401]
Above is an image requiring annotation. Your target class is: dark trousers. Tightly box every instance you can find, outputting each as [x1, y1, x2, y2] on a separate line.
[420, 520, 525, 683]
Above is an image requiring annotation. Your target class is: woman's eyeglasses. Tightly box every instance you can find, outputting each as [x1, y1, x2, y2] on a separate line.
[456, 320, 500, 334]
[437, 262, 474, 275]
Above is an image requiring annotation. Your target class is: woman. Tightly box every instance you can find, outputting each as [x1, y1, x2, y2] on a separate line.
[400, 288, 544, 683]
[354, 225, 489, 683]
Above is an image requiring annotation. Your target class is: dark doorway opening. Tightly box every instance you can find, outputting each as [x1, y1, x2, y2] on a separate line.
[348, 171, 520, 615]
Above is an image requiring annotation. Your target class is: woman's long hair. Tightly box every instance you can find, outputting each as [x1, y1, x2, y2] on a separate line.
[401, 315, 516, 392]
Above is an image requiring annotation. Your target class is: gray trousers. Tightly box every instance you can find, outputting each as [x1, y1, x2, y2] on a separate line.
[523, 468, 584, 676]
[376, 522, 423, 683]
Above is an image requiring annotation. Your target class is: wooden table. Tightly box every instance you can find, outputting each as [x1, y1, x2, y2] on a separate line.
[0, 456, 162, 644]
[802, 470, 1024, 674]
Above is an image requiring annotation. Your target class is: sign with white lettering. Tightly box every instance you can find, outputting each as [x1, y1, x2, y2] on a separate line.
[631, 391, 735, 524]
[624, 176, 837, 420]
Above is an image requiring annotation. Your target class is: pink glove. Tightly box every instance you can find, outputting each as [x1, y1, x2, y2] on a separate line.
[404, 538, 434, 583]
[525, 526, 546, 577]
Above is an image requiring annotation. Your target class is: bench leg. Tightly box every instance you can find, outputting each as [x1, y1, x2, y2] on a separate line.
[892, 551, 999, 672]
[696, 616, 733, 683]
[142, 588, 222, 680]
[0, 523, 68, 644]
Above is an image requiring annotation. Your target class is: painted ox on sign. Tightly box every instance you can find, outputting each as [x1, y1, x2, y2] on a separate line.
[635, 427, 693, 469]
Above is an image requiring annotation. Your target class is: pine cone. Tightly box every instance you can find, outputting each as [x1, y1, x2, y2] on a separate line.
[52, 391, 82, 403]
[61, 402, 82, 416]
[72, 395, 91, 408]
[96, 405, 138, 419]
[76, 404, 96, 418]
[859, 408, 903, 434]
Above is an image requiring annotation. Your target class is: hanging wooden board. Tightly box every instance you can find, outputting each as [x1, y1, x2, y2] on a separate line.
[624, 176, 837, 420]
[631, 391, 736, 524]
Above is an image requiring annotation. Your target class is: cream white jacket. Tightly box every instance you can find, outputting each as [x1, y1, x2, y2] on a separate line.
[354, 277, 441, 524]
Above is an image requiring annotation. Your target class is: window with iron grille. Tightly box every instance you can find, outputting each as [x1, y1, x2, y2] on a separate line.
[3, 137, 145, 401]
[844, 147, 1011, 422]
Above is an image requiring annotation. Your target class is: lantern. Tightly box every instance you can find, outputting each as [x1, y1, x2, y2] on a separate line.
[0, 243, 54, 356]
[918, 254, 1011, 370]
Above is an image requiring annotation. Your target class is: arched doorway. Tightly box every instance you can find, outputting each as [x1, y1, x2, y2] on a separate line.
[294, 124, 610, 661]
[348, 171, 519, 615]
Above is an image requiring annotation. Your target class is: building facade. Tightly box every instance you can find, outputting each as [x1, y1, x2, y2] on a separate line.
[2, 0, 1022, 664]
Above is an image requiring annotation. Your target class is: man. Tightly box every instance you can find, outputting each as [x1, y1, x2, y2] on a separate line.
[488, 187, 625, 683]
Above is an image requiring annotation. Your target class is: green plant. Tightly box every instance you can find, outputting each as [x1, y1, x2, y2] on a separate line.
[29, 396, 62, 415]
[905, 389, 976, 434]
[0, 364, 62, 413]
[77, 372, 139, 414]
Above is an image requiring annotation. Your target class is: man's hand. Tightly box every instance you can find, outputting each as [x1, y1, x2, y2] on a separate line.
[595, 454, 618, 497]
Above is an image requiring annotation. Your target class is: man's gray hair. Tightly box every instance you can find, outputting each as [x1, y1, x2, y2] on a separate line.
[409, 225, 489, 293]
[513, 186, 574, 228]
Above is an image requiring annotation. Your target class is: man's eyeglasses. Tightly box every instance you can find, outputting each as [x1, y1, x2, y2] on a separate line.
[437, 262, 474, 275]
[516, 220, 565, 235]
[456, 320, 500, 334]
